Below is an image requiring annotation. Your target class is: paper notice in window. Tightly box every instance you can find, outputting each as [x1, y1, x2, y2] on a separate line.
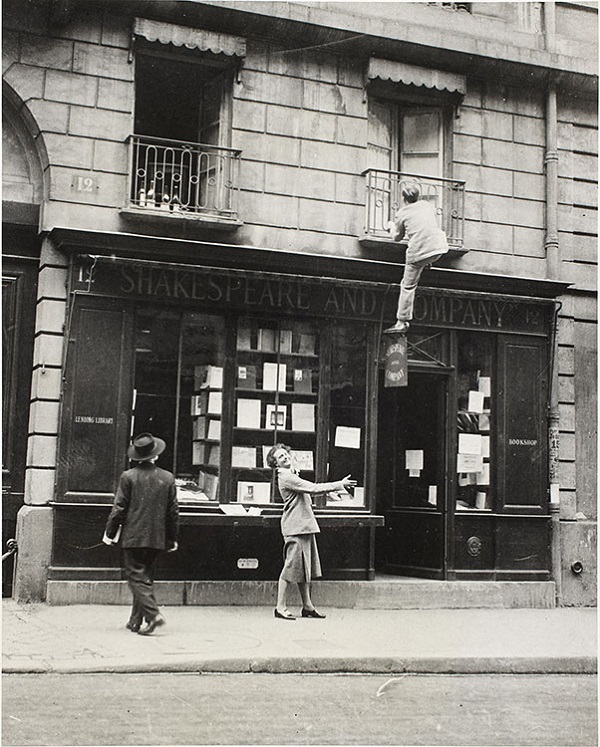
[479, 411, 490, 431]
[457, 453, 483, 473]
[428, 485, 437, 506]
[478, 376, 491, 396]
[334, 426, 361, 449]
[476, 462, 490, 486]
[458, 433, 482, 455]
[405, 450, 424, 471]
[468, 390, 485, 414]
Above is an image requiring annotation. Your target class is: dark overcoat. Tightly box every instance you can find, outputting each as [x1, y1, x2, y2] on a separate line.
[105, 462, 179, 549]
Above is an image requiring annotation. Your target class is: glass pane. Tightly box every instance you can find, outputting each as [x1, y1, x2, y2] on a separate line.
[232, 316, 320, 506]
[132, 308, 180, 469]
[327, 323, 368, 508]
[455, 332, 494, 512]
[401, 110, 441, 155]
[179, 312, 226, 502]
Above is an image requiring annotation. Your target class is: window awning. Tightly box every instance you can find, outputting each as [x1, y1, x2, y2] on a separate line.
[133, 18, 246, 57]
[368, 58, 466, 95]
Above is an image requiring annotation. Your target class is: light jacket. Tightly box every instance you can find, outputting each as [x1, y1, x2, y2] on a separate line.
[277, 468, 345, 536]
[394, 200, 449, 264]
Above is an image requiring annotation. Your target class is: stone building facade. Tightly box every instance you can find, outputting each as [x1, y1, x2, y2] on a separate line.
[2, 0, 597, 606]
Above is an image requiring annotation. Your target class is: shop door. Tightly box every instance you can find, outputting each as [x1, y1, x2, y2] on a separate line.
[376, 370, 448, 579]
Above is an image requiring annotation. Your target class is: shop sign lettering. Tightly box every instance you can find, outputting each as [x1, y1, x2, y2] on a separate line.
[74, 415, 114, 424]
[508, 438, 538, 446]
[74, 261, 550, 332]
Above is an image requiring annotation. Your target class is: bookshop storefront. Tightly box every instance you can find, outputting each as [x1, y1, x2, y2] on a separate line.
[50, 248, 557, 585]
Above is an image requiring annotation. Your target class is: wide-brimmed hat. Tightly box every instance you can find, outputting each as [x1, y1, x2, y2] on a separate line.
[127, 432, 166, 461]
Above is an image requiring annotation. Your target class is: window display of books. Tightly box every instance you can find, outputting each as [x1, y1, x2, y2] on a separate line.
[191, 363, 222, 501]
[232, 318, 320, 503]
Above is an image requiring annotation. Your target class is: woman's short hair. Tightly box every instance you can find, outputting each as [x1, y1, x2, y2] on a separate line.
[266, 443, 291, 468]
[402, 184, 420, 203]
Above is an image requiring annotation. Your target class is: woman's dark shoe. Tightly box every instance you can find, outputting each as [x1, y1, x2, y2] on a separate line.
[301, 608, 326, 619]
[125, 619, 141, 633]
[138, 613, 166, 636]
[274, 608, 295, 620]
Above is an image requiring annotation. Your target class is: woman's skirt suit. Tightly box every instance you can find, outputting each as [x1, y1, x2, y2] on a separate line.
[277, 468, 346, 583]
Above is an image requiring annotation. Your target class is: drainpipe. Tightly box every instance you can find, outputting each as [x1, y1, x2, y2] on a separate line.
[545, 76, 562, 604]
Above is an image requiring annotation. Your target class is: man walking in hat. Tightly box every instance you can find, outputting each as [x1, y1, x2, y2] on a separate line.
[104, 433, 179, 636]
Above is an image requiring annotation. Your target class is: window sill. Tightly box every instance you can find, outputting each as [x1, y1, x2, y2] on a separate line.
[120, 206, 243, 232]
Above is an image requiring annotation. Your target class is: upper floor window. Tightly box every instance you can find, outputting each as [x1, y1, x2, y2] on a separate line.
[126, 19, 244, 221]
[362, 59, 466, 248]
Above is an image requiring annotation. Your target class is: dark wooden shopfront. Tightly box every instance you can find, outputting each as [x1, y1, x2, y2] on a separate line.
[50, 249, 556, 586]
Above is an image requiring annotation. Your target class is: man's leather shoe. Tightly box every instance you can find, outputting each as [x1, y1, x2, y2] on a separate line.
[126, 619, 141, 633]
[301, 608, 326, 619]
[137, 614, 166, 636]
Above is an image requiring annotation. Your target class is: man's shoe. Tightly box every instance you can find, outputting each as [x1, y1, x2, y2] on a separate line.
[301, 608, 326, 619]
[383, 321, 410, 335]
[126, 619, 142, 633]
[137, 614, 166, 636]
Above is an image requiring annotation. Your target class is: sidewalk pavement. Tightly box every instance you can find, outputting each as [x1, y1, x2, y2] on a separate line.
[2, 600, 597, 675]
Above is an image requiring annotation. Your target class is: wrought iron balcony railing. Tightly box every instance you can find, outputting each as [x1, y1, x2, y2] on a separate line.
[361, 169, 466, 251]
[126, 135, 242, 224]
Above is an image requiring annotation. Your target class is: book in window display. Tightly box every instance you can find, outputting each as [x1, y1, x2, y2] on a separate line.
[237, 365, 256, 390]
[291, 402, 315, 432]
[266, 403, 287, 430]
[192, 441, 205, 465]
[206, 419, 221, 441]
[291, 450, 314, 471]
[232, 446, 257, 468]
[297, 333, 316, 355]
[262, 362, 286, 392]
[236, 481, 271, 503]
[293, 368, 312, 394]
[193, 416, 207, 440]
[279, 329, 293, 353]
[237, 398, 262, 429]
[258, 328, 277, 352]
[237, 326, 253, 350]
[194, 364, 223, 389]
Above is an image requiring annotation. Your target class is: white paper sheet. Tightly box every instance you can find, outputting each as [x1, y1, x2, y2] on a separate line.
[478, 376, 491, 396]
[476, 462, 490, 486]
[334, 426, 361, 449]
[468, 390, 485, 414]
[405, 450, 424, 470]
[458, 433, 482, 455]
[457, 453, 484, 473]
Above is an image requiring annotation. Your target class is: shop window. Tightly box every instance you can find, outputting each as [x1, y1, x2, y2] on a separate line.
[131, 309, 226, 501]
[128, 48, 240, 220]
[130, 309, 369, 510]
[455, 332, 494, 512]
[232, 317, 321, 505]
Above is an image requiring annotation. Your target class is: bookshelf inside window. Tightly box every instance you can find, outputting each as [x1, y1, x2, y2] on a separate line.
[233, 317, 320, 505]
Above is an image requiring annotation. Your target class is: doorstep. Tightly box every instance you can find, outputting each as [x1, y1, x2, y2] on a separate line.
[46, 578, 556, 608]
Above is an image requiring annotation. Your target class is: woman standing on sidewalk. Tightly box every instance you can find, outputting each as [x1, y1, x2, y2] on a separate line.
[266, 443, 356, 620]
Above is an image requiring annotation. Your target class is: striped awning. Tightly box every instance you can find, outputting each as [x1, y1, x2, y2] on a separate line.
[368, 58, 466, 95]
[134, 18, 246, 57]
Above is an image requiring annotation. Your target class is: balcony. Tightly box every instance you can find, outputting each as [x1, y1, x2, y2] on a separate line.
[360, 169, 467, 253]
[122, 135, 242, 231]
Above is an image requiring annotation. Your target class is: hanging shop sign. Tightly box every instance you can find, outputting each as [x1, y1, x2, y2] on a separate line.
[383, 334, 408, 387]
